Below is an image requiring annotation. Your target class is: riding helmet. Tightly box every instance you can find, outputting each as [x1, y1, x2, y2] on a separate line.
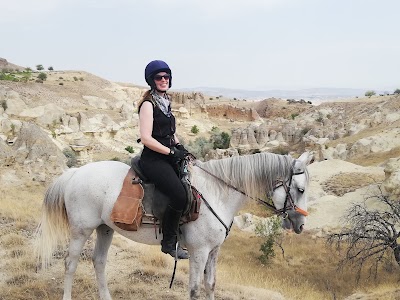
[144, 60, 172, 88]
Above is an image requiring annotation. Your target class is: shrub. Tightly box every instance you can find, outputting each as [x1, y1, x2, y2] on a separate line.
[125, 146, 135, 153]
[36, 64, 44, 71]
[291, 113, 299, 120]
[73, 76, 78, 81]
[394, 89, 400, 94]
[79, 77, 84, 81]
[59, 76, 64, 79]
[59, 82, 64, 85]
[300, 127, 312, 136]
[191, 125, 199, 134]
[365, 90, 376, 97]
[212, 131, 230, 149]
[187, 137, 213, 160]
[270, 146, 289, 155]
[37, 73, 47, 81]
[48, 66, 54, 71]
[25, 67, 32, 72]
[255, 216, 283, 264]
[1, 100, 7, 111]
[63, 148, 78, 167]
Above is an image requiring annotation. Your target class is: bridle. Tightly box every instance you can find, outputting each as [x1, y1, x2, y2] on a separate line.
[192, 159, 308, 237]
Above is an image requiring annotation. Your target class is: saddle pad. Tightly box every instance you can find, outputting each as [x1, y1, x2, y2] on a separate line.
[110, 168, 144, 231]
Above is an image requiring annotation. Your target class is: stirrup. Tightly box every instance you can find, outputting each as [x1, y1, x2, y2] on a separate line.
[163, 242, 189, 260]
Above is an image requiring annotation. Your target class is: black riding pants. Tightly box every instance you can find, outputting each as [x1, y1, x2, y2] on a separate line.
[140, 156, 187, 211]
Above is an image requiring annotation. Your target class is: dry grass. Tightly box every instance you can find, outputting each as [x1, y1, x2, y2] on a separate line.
[348, 146, 400, 166]
[1, 185, 400, 300]
[321, 172, 384, 196]
[219, 228, 400, 300]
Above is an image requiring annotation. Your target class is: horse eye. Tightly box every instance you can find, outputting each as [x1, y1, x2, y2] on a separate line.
[297, 188, 305, 194]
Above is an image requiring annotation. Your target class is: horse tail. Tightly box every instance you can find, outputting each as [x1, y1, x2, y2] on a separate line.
[35, 168, 77, 269]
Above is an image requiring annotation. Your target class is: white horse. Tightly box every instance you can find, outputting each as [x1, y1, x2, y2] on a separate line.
[36, 151, 312, 300]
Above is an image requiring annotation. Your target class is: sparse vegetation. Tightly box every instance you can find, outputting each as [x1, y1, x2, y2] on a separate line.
[270, 146, 289, 155]
[300, 127, 312, 136]
[211, 129, 230, 149]
[328, 186, 400, 281]
[1, 100, 7, 111]
[48, 66, 54, 71]
[291, 113, 299, 120]
[188, 137, 213, 159]
[36, 64, 44, 71]
[394, 89, 400, 94]
[63, 148, 78, 167]
[191, 125, 199, 134]
[37, 72, 47, 81]
[365, 90, 376, 97]
[254, 216, 283, 264]
[124, 146, 135, 153]
[73, 76, 78, 81]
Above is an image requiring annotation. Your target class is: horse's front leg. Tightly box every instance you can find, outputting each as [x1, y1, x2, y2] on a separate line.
[188, 248, 209, 300]
[204, 246, 220, 300]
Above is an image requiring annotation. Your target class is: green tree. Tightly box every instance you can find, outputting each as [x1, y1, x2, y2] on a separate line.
[212, 131, 230, 149]
[37, 72, 47, 81]
[394, 89, 400, 94]
[255, 216, 284, 264]
[365, 90, 376, 97]
[48, 66, 54, 71]
[36, 64, 44, 71]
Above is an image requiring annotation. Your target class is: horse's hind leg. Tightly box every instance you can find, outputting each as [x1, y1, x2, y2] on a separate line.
[204, 246, 220, 300]
[63, 228, 93, 300]
[93, 224, 114, 300]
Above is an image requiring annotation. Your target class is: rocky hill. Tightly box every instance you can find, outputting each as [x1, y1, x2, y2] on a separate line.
[1, 60, 400, 299]
[1, 61, 400, 197]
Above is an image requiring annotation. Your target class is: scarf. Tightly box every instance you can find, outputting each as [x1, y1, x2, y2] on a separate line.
[150, 90, 171, 117]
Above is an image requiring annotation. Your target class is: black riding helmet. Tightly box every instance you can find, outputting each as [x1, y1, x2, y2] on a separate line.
[144, 60, 172, 89]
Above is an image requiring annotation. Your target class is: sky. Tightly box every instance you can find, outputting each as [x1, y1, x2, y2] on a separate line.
[0, 0, 399, 91]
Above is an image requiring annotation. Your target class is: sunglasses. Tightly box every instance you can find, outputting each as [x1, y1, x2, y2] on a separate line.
[154, 74, 170, 81]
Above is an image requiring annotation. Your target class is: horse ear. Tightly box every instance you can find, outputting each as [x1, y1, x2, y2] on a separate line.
[298, 152, 314, 165]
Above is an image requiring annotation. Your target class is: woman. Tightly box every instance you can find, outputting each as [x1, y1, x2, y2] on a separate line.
[138, 60, 189, 259]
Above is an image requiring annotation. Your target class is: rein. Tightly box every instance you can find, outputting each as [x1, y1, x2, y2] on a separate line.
[193, 160, 308, 218]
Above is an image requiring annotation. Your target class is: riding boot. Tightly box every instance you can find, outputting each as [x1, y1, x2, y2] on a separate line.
[161, 205, 189, 259]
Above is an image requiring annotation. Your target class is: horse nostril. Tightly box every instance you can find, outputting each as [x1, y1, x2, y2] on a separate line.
[300, 224, 304, 231]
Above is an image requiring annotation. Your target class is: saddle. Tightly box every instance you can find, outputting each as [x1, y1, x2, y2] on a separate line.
[110, 156, 201, 231]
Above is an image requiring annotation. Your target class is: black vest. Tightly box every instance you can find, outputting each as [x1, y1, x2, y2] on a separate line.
[139, 98, 176, 159]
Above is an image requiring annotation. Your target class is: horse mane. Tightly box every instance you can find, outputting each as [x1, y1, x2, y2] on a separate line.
[197, 152, 300, 200]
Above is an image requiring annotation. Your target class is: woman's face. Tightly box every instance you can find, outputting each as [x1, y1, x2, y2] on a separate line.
[153, 72, 170, 92]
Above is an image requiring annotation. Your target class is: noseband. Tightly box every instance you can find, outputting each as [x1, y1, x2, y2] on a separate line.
[272, 162, 309, 217]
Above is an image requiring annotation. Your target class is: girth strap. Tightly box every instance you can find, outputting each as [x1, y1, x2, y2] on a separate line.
[192, 186, 232, 238]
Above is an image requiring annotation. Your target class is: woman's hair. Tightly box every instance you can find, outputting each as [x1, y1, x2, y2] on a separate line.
[137, 90, 172, 113]
[137, 90, 151, 109]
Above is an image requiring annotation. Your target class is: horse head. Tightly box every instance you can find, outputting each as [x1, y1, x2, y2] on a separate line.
[272, 152, 313, 234]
